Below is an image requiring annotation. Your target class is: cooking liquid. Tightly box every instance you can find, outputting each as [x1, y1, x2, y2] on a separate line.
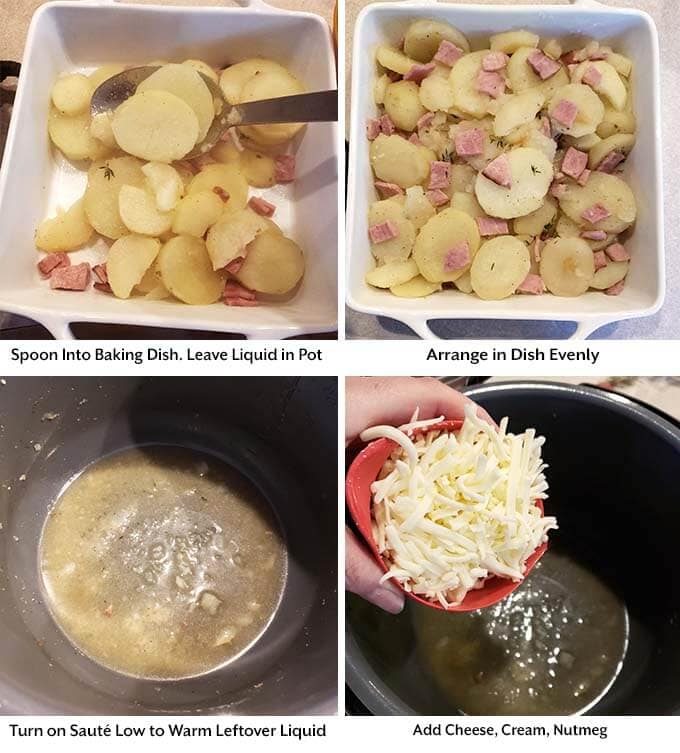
[413, 551, 628, 714]
[39, 446, 286, 679]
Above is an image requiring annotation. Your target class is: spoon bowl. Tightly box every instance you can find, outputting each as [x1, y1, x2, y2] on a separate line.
[346, 419, 548, 612]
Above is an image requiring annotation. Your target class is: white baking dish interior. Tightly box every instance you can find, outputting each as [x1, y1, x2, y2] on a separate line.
[0, 0, 337, 339]
[347, 0, 663, 339]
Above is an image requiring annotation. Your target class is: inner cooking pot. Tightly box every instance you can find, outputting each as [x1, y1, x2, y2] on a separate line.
[346, 381, 680, 715]
[0, 376, 337, 714]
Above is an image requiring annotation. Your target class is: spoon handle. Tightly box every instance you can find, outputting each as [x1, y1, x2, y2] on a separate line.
[232, 90, 338, 126]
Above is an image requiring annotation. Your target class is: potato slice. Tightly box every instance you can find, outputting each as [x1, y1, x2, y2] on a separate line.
[384, 80, 426, 132]
[450, 163, 476, 193]
[107, 235, 161, 299]
[575, 61, 627, 111]
[136, 259, 163, 293]
[558, 172, 636, 234]
[205, 209, 270, 270]
[376, 45, 418, 76]
[513, 197, 557, 236]
[36, 198, 94, 252]
[142, 162, 184, 211]
[51, 74, 93, 116]
[369, 134, 432, 189]
[454, 270, 473, 293]
[137, 64, 214, 142]
[390, 276, 441, 298]
[564, 132, 601, 151]
[507, 47, 569, 100]
[119, 185, 174, 236]
[187, 164, 248, 209]
[239, 149, 276, 188]
[490, 30, 539, 54]
[48, 109, 109, 161]
[539, 237, 594, 296]
[84, 156, 146, 239]
[419, 66, 455, 112]
[158, 236, 224, 304]
[450, 191, 485, 218]
[471, 235, 530, 300]
[450, 51, 495, 119]
[404, 20, 470, 62]
[547, 84, 605, 138]
[366, 259, 419, 289]
[374, 73, 390, 105]
[171, 190, 224, 237]
[413, 208, 481, 283]
[587, 133, 635, 170]
[606, 52, 633, 78]
[211, 140, 241, 164]
[182, 59, 219, 84]
[89, 64, 124, 90]
[219, 58, 289, 105]
[235, 231, 304, 294]
[368, 199, 416, 263]
[404, 186, 436, 229]
[475, 147, 553, 219]
[89, 112, 117, 149]
[493, 90, 545, 138]
[596, 106, 636, 138]
[590, 260, 628, 290]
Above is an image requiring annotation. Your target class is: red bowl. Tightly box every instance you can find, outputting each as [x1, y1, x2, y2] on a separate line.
[346, 419, 548, 612]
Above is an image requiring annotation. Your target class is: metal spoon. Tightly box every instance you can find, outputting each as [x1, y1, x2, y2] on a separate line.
[90, 66, 338, 159]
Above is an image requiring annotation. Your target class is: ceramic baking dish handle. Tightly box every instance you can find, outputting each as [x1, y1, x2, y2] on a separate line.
[38, 315, 75, 340]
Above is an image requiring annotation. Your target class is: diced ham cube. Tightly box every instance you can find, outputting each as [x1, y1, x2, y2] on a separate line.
[408, 133, 422, 145]
[482, 52, 509, 72]
[366, 118, 381, 140]
[581, 229, 607, 241]
[552, 99, 578, 129]
[443, 241, 470, 272]
[213, 186, 230, 202]
[605, 278, 626, 296]
[527, 49, 562, 80]
[375, 181, 404, 198]
[593, 251, 607, 271]
[596, 150, 625, 173]
[428, 161, 451, 190]
[368, 220, 400, 243]
[433, 40, 464, 67]
[404, 63, 436, 83]
[274, 154, 295, 183]
[533, 237, 544, 262]
[417, 112, 435, 130]
[94, 282, 112, 294]
[561, 49, 586, 65]
[576, 168, 591, 186]
[225, 257, 245, 274]
[92, 263, 108, 284]
[379, 114, 395, 135]
[561, 146, 588, 179]
[248, 196, 276, 217]
[582, 64, 603, 88]
[50, 262, 90, 291]
[37, 252, 69, 278]
[455, 127, 485, 157]
[476, 70, 505, 98]
[224, 280, 258, 306]
[581, 203, 611, 224]
[476, 216, 509, 236]
[426, 189, 449, 207]
[549, 181, 567, 199]
[605, 242, 630, 262]
[540, 116, 552, 139]
[589, 51, 608, 61]
[386, 70, 402, 82]
[517, 273, 546, 295]
[482, 154, 512, 188]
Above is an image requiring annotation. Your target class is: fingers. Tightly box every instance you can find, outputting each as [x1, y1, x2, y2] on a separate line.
[345, 376, 494, 444]
[345, 528, 404, 614]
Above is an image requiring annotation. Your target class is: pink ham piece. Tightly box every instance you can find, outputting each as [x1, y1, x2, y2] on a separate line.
[274, 154, 295, 183]
[596, 151, 625, 173]
[532, 237, 544, 263]
[540, 116, 552, 139]
[517, 273, 546, 295]
[428, 161, 451, 190]
[225, 257, 245, 275]
[482, 154, 512, 188]
[374, 181, 404, 198]
[476, 70, 505, 98]
[368, 220, 399, 243]
[581, 203, 611, 224]
[37, 252, 69, 278]
[379, 114, 396, 135]
[593, 250, 607, 271]
[94, 282, 112, 294]
[552, 99, 578, 129]
[549, 181, 567, 199]
[476, 216, 509, 236]
[581, 229, 607, 241]
[443, 241, 470, 272]
[433, 40, 464, 67]
[248, 196, 276, 217]
[408, 133, 422, 146]
[605, 242, 630, 262]
[386, 70, 402, 82]
[527, 49, 562, 80]
[455, 128, 485, 157]
[582, 64, 603, 88]
[92, 263, 108, 284]
[576, 168, 591, 186]
[224, 281, 258, 307]
[426, 189, 449, 207]
[561, 49, 586, 65]
[561, 147, 588, 179]
[366, 118, 381, 140]
[605, 279, 626, 296]
[50, 262, 90, 291]
[482, 52, 509, 71]
[417, 111, 435, 130]
[589, 51, 608, 61]
[404, 63, 435, 83]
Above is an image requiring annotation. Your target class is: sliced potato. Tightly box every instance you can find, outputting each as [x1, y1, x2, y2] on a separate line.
[450, 163, 476, 193]
[36, 198, 93, 252]
[235, 231, 304, 294]
[539, 237, 594, 296]
[376, 45, 418, 75]
[368, 199, 416, 263]
[413, 208, 480, 283]
[142, 162, 184, 211]
[587, 133, 635, 170]
[239, 149, 276, 188]
[205, 209, 270, 269]
[136, 259, 163, 293]
[239, 68, 305, 146]
[419, 66, 455, 112]
[171, 190, 224, 237]
[51, 74, 93, 116]
[48, 109, 109, 161]
[374, 73, 390, 105]
[369, 134, 432, 189]
[390, 276, 441, 298]
[596, 107, 636, 138]
[219, 58, 289, 105]
[182, 59, 219, 84]
[158, 235, 224, 304]
[454, 270, 473, 293]
[89, 64, 125, 90]
[403, 20, 470, 62]
[119, 185, 174, 236]
[365, 259, 419, 289]
[450, 191, 485, 218]
[558, 172, 636, 233]
[565, 132, 601, 151]
[507, 47, 569, 99]
[576, 61, 627, 111]
[470, 235, 530, 300]
[474, 147, 553, 219]
[89, 112, 117, 149]
[84, 156, 146, 239]
[112, 90, 199, 162]
[513, 197, 557, 236]
[107, 234, 161, 299]
[211, 140, 241, 164]
[404, 186, 436, 229]
[384, 80, 426, 132]
[187, 163, 248, 209]
[493, 90, 545, 138]
[490, 30, 539, 54]
[606, 52, 633, 78]
[450, 51, 495, 119]
[547, 83, 604, 138]
[590, 260, 628, 290]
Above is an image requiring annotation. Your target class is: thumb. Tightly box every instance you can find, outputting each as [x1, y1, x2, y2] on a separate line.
[345, 528, 405, 614]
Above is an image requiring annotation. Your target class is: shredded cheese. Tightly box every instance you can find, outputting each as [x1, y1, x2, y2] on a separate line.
[361, 404, 557, 608]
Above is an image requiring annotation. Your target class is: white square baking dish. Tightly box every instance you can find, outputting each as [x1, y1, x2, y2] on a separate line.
[347, 0, 663, 339]
[0, 0, 338, 339]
